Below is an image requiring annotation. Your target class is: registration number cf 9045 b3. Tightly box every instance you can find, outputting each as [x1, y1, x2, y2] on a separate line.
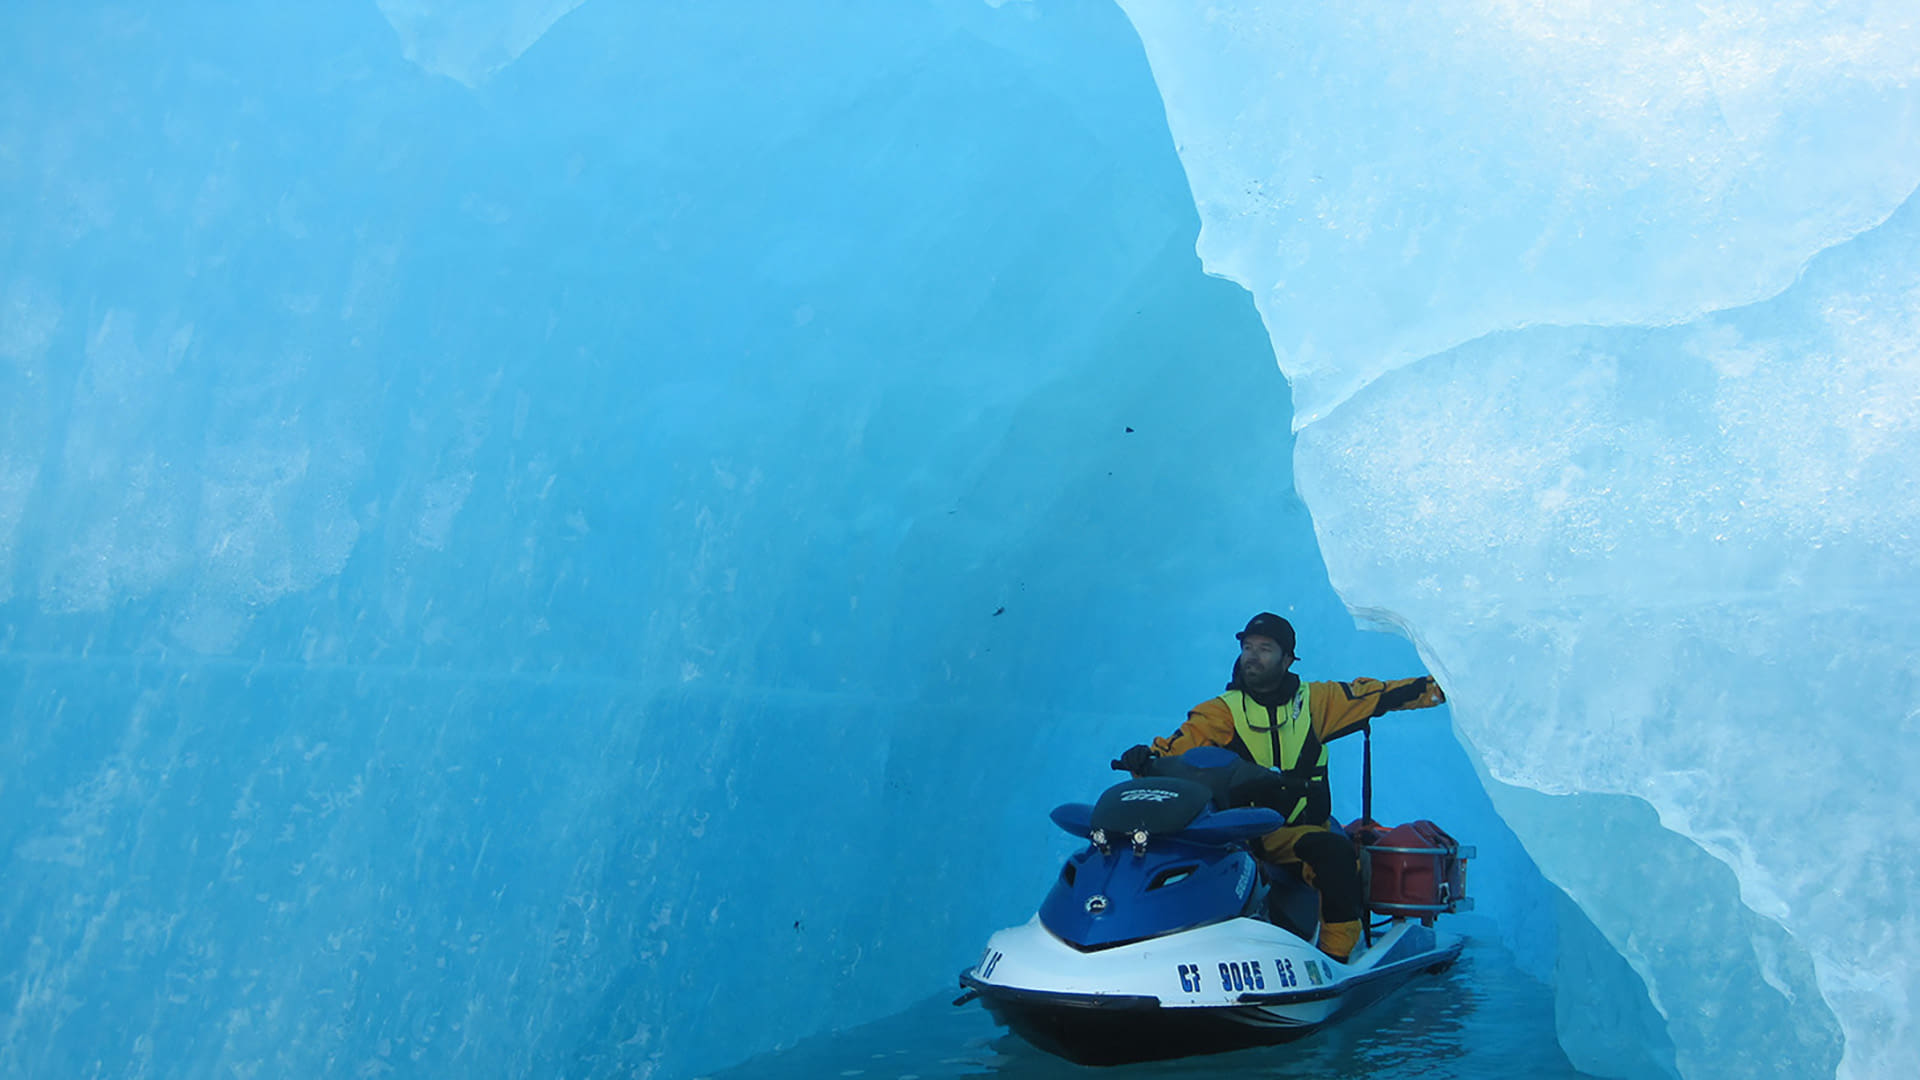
[1175, 957, 1309, 993]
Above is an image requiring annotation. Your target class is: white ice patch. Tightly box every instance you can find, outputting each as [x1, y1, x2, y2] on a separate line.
[26, 310, 366, 649]
[0, 280, 62, 367]
[36, 312, 192, 613]
[414, 470, 476, 552]
[376, 0, 588, 87]
[1291, 221, 1920, 1079]
[1115, 0, 1920, 425]
[407, 370, 498, 553]
[0, 281, 62, 603]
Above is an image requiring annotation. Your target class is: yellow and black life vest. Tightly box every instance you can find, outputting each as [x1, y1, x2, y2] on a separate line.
[1221, 684, 1330, 825]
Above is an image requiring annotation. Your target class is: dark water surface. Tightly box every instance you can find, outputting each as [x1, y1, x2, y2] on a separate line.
[709, 935, 1595, 1080]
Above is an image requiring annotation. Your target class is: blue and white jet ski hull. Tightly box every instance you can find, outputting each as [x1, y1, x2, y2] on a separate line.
[960, 913, 1462, 1065]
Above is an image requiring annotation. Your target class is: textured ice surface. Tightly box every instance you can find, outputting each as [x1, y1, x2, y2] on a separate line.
[1117, 0, 1920, 427]
[376, 0, 585, 87]
[1118, 1, 1920, 1077]
[15, 0, 1894, 1077]
[0, 2, 1547, 1078]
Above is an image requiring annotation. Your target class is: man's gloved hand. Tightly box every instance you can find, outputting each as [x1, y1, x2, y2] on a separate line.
[1113, 744, 1158, 775]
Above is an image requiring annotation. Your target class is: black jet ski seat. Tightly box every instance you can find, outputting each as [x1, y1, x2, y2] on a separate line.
[1137, 746, 1304, 817]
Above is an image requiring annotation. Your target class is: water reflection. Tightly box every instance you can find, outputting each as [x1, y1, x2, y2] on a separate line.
[710, 937, 1595, 1079]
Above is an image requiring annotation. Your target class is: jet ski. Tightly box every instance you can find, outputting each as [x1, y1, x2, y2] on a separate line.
[956, 746, 1471, 1065]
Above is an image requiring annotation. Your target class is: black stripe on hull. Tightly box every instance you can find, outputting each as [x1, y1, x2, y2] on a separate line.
[971, 993, 1314, 1065]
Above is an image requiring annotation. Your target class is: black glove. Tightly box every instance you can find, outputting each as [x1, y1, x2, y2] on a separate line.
[1113, 744, 1158, 775]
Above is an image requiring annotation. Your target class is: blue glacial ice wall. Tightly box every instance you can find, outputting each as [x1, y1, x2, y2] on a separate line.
[2, 2, 1559, 1079]
[1117, 2, 1920, 1078]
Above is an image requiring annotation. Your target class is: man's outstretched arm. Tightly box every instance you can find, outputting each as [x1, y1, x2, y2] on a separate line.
[1311, 676, 1445, 741]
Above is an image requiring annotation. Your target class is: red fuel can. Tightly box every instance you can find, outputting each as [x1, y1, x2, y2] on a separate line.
[1354, 820, 1473, 925]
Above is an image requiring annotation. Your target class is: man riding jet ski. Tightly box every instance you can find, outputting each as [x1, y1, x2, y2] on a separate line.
[1120, 612, 1446, 963]
[957, 614, 1467, 1065]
